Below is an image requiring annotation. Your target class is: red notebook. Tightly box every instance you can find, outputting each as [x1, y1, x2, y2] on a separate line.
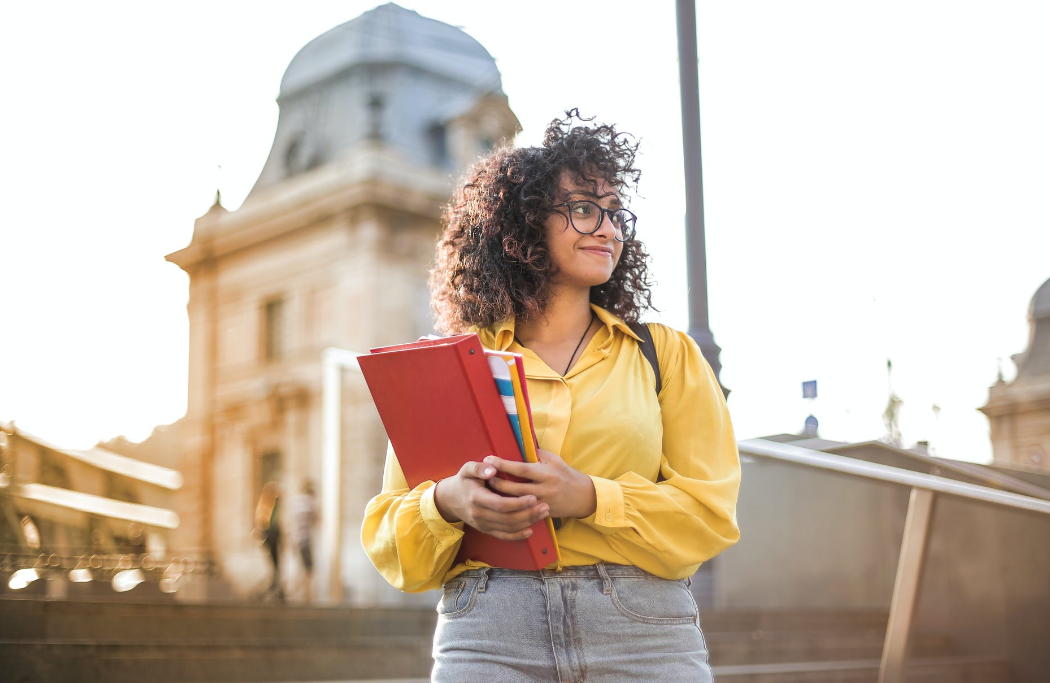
[358, 333, 559, 570]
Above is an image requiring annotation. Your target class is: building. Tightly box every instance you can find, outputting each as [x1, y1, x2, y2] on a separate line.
[981, 275, 1050, 472]
[165, 3, 519, 604]
[0, 422, 184, 598]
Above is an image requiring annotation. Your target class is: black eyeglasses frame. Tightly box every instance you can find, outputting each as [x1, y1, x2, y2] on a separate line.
[551, 200, 637, 242]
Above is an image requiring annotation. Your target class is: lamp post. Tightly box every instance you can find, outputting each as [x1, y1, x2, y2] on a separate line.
[676, 0, 726, 394]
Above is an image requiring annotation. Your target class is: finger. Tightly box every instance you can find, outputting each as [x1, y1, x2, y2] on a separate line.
[474, 506, 549, 533]
[471, 488, 538, 513]
[483, 527, 535, 541]
[460, 459, 498, 481]
[536, 449, 558, 465]
[483, 454, 540, 480]
[487, 477, 539, 498]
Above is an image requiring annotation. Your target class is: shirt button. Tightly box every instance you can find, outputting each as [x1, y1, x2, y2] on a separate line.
[605, 513, 613, 521]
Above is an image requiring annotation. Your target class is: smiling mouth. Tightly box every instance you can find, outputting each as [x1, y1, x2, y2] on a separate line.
[580, 247, 614, 257]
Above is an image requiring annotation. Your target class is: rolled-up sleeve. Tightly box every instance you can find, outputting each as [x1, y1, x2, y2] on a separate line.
[577, 327, 741, 579]
[360, 444, 465, 593]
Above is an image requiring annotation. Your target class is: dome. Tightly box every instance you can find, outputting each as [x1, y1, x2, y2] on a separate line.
[246, 3, 515, 200]
[280, 3, 502, 99]
[1030, 276, 1050, 321]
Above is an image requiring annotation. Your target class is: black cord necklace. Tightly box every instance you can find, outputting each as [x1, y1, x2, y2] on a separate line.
[515, 310, 597, 376]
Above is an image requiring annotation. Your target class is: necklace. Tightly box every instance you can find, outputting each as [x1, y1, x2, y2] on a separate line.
[514, 310, 597, 376]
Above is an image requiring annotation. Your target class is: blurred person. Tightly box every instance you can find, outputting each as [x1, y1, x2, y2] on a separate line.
[290, 479, 318, 603]
[254, 481, 284, 602]
[362, 111, 741, 682]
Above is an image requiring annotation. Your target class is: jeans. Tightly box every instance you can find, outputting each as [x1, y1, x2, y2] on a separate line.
[432, 563, 713, 683]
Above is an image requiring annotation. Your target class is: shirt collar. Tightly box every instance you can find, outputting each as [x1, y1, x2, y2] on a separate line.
[475, 304, 643, 350]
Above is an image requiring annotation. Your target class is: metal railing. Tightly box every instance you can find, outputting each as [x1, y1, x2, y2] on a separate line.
[737, 438, 1050, 683]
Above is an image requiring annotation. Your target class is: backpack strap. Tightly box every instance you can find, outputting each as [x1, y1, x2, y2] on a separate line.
[627, 321, 662, 395]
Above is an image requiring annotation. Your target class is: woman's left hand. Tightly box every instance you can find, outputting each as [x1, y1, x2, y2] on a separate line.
[485, 450, 597, 520]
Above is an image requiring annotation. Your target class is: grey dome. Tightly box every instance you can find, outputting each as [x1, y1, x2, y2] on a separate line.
[1031, 276, 1050, 321]
[247, 3, 508, 199]
[1015, 275, 1050, 380]
[280, 3, 502, 99]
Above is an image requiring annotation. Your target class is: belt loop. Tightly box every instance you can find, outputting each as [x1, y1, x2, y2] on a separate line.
[596, 562, 612, 595]
[477, 567, 490, 593]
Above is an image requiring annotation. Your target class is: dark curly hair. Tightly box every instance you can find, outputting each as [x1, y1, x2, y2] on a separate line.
[430, 110, 654, 334]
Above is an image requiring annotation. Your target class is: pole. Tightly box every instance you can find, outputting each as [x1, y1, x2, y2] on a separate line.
[676, 0, 726, 393]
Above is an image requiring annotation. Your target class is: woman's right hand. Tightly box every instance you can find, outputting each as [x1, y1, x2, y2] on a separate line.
[433, 460, 550, 541]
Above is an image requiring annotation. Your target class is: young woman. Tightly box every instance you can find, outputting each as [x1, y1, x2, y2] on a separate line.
[362, 111, 740, 682]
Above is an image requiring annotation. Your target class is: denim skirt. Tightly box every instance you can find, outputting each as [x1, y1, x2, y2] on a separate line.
[432, 563, 713, 683]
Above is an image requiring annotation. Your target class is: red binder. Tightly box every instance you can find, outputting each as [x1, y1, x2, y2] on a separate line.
[358, 333, 559, 570]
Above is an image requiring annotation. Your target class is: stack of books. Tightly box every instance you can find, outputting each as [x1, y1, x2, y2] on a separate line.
[359, 334, 561, 570]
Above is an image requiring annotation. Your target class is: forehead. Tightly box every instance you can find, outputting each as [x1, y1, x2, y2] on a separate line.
[556, 169, 622, 202]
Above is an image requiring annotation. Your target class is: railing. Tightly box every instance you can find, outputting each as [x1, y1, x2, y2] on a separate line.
[737, 438, 1050, 683]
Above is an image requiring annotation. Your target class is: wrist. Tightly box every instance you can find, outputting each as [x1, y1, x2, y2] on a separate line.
[433, 479, 462, 524]
[573, 472, 598, 519]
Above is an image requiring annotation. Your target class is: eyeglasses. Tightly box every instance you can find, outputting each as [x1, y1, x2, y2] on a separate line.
[551, 200, 637, 242]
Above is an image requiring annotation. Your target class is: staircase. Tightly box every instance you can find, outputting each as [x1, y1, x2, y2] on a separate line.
[702, 610, 1011, 682]
[0, 599, 1012, 682]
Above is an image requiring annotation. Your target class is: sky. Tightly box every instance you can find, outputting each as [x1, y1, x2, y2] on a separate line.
[1, 1, 1048, 464]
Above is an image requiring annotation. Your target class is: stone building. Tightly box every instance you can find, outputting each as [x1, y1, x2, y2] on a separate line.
[981, 275, 1050, 472]
[165, 3, 519, 604]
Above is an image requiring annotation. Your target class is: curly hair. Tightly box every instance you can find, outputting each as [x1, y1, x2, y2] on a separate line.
[430, 110, 655, 334]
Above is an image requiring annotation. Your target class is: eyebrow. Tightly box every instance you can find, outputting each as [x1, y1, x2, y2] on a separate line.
[565, 189, 623, 208]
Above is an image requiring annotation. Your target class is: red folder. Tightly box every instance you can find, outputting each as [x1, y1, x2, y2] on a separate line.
[358, 333, 559, 570]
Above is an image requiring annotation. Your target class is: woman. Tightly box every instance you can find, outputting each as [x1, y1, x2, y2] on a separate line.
[255, 481, 284, 601]
[362, 111, 740, 682]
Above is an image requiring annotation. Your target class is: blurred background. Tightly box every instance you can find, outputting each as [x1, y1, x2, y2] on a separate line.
[1, 2, 1049, 682]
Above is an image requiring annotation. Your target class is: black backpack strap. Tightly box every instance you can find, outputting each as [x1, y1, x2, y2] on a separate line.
[627, 321, 661, 395]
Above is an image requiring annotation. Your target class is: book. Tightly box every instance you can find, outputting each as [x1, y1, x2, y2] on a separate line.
[358, 333, 559, 571]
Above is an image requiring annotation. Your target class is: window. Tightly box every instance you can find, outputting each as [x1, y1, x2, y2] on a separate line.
[262, 298, 286, 361]
[257, 449, 281, 500]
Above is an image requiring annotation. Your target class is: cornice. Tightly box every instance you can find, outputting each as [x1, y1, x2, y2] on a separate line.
[166, 145, 451, 272]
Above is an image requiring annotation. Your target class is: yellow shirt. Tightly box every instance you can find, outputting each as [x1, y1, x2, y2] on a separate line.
[361, 304, 741, 593]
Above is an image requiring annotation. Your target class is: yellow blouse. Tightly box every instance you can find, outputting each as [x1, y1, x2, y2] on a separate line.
[361, 304, 741, 593]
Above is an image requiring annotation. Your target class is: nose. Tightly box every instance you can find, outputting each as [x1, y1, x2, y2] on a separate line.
[593, 208, 618, 240]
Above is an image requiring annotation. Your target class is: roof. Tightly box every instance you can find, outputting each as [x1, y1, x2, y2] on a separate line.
[6, 424, 182, 490]
[280, 3, 502, 99]
[11, 483, 179, 529]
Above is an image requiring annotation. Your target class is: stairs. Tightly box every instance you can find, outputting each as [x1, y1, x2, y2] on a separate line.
[0, 599, 1012, 682]
[703, 609, 1011, 683]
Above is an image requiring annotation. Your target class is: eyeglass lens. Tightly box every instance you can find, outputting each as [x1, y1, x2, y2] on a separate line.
[565, 201, 636, 241]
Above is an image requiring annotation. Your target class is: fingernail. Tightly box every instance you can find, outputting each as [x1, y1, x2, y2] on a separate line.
[484, 467, 495, 476]
[523, 529, 532, 537]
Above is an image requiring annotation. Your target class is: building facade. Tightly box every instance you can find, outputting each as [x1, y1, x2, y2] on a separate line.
[981, 276, 1050, 472]
[166, 3, 519, 604]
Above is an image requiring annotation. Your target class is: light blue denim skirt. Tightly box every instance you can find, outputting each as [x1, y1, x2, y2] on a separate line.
[432, 563, 713, 683]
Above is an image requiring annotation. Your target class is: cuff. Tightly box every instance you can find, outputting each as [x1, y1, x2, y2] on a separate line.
[584, 475, 627, 529]
[419, 484, 466, 544]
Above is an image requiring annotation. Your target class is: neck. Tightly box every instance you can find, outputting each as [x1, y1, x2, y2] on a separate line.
[515, 287, 593, 345]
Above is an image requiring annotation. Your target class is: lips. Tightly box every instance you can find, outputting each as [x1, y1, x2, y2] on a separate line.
[580, 246, 614, 257]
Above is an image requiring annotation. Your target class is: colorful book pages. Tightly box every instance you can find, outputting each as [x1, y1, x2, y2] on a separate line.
[486, 351, 562, 566]
[486, 354, 525, 459]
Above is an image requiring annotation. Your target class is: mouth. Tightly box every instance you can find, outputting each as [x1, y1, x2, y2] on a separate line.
[579, 246, 615, 258]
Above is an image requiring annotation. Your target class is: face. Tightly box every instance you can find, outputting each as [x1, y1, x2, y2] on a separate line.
[543, 170, 625, 293]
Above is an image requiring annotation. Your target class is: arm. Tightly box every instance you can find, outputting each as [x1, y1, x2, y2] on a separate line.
[582, 326, 740, 577]
[361, 444, 550, 592]
[360, 447, 464, 593]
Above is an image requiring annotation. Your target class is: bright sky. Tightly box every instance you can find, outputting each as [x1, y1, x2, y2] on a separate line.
[2, 2, 1048, 464]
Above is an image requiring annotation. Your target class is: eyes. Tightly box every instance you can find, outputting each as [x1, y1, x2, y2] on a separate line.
[552, 200, 637, 241]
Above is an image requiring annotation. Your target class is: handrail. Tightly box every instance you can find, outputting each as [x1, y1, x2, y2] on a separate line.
[737, 437, 1050, 683]
[738, 438, 1050, 516]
